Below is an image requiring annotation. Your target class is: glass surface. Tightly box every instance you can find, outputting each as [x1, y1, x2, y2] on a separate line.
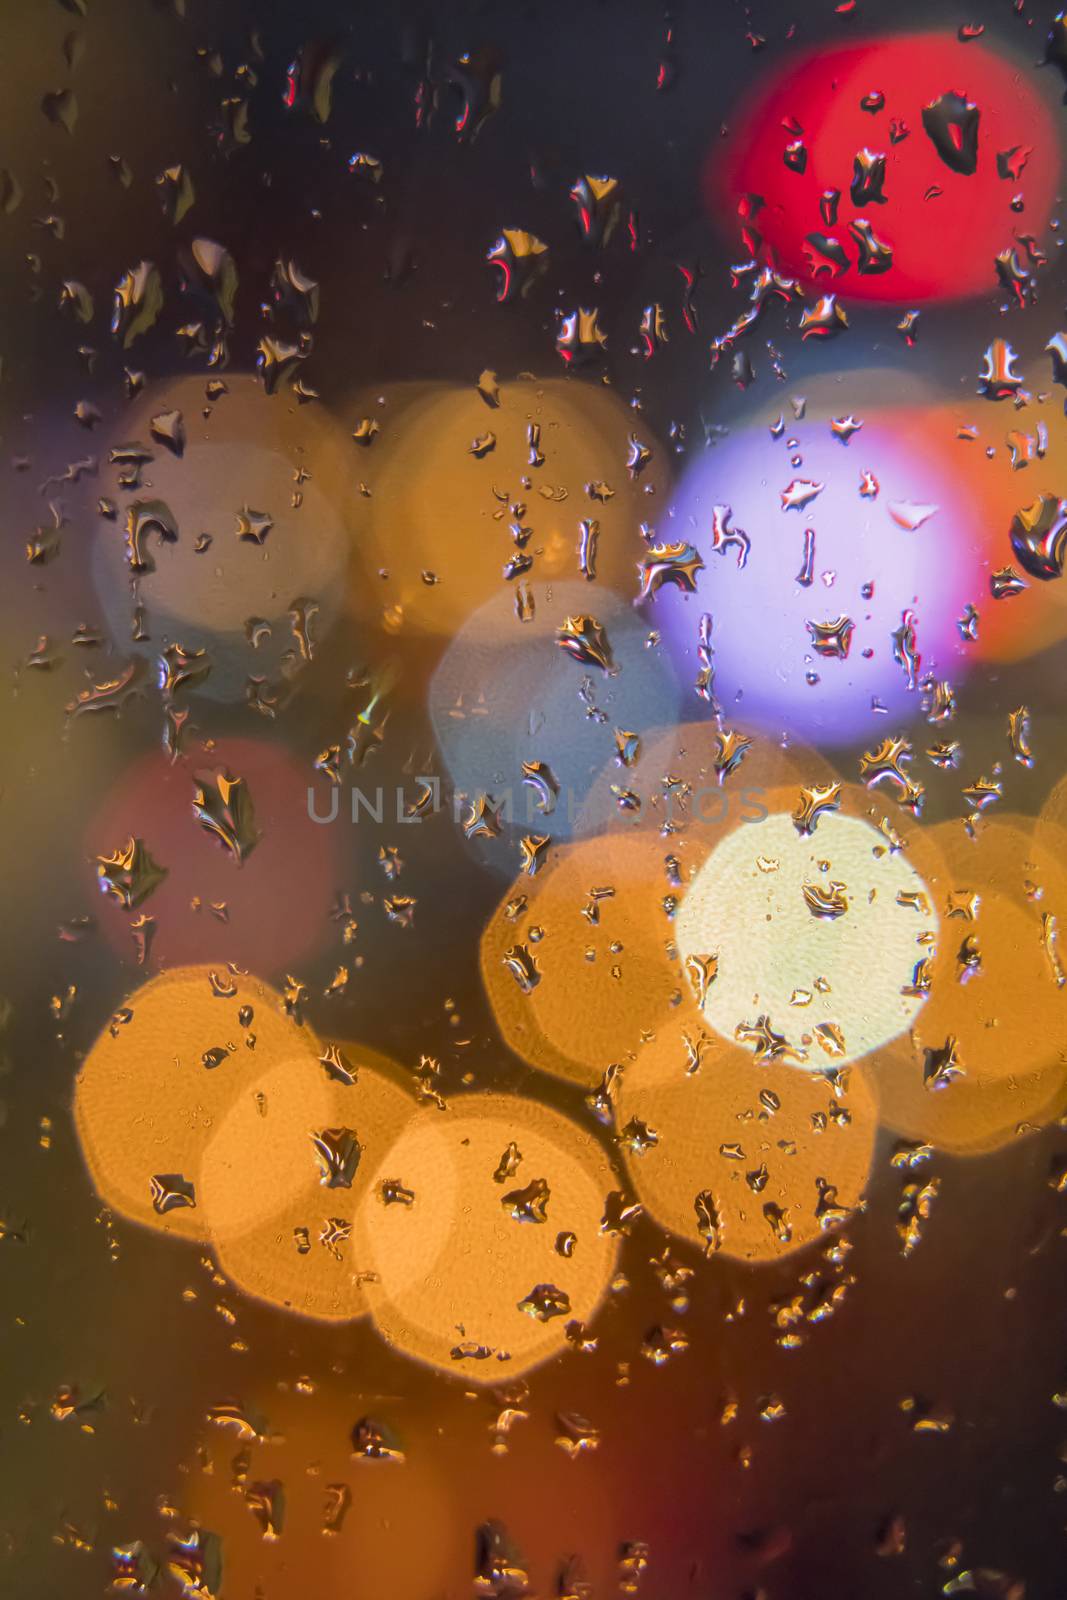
[2, 2, 1066, 1596]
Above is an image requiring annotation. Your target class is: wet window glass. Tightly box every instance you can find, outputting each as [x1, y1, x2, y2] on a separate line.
[3, 2, 1066, 1596]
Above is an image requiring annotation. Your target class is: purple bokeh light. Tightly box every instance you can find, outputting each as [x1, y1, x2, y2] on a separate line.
[648, 404, 988, 744]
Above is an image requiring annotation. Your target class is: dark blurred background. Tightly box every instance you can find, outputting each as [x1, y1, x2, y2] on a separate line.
[1, 1, 1066, 1597]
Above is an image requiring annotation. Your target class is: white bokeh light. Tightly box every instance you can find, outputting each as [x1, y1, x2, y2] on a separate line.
[675, 810, 937, 1067]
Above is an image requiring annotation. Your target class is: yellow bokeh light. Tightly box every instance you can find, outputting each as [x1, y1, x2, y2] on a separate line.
[200, 1045, 416, 1321]
[481, 832, 684, 1087]
[616, 1016, 878, 1261]
[74, 966, 319, 1239]
[340, 377, 672, 635]
[357, 1092, 621, 1381]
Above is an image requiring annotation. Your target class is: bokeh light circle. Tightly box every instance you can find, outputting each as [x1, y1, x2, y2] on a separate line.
[875, 814, 1067, 1152]
[481, 831, 685, 1086]
[432, 583, 681, 842]
[201, 1046, 416, 1322]
[73, 966, 319, 1239]
[713, 33, 1059, 303]
[358, 1093, 621, 1381]
[676, 806, 938, 1067]
[90, 374, 354, 700]
[617, 1019, 878, 1261]
[85, 736, 340, 974]
[340, 377, 673, 637]
[653, 386, 990, 742]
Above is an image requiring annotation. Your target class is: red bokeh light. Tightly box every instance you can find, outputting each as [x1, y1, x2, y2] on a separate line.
[86, 737, 341, 976]
[711, 33, 1059, 303]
